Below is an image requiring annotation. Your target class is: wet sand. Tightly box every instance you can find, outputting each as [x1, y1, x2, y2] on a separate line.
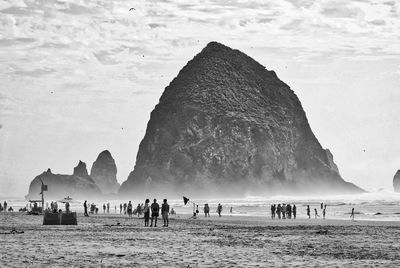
[1, 212, 400, 267]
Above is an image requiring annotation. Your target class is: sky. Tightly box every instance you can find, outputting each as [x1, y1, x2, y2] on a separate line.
[0, 0, 399, 198]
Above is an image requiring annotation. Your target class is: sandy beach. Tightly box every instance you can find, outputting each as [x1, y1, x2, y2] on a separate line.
[1, 212, 400, 267]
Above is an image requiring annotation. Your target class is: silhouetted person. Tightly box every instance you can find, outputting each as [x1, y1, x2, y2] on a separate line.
[204, 204, 210, 217]
[4, 201, 7, 212]
[321, 203, 323, 209]
[293, 205, 296, 219]
[307, 205, 310, 219]
[123, 203, 127, 214]
[282, 203, 286, 219]
[271, 204, 276, 219]
[114, 205, 117, 213]
[286, 204, 292, 219]
[107, 203, 110, 213]
[323, 208, 326, 219]
[196, 205, 199, 216]
[230, 207, 233, 214]
[277, 204, 282, 219]
[103, 204, 106, 213]
[150, 199, 160, 227]
[127, 201, 133, 217]
[314, 208, 319, 219]
[217, 204, 222, 217]
[84, 200, 89, 216]
[161, 199, 170, 227]
[350, 208, 355, 221]
[144, 199, 150, 226]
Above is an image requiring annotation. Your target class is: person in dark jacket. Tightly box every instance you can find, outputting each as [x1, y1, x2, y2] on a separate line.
[150, 199, 160, 227]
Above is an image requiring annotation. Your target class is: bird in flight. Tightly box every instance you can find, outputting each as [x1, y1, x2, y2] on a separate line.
[129, 8, 135, 11]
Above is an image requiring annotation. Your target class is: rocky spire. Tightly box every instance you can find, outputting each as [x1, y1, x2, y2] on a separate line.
[90, 150, 119, 194]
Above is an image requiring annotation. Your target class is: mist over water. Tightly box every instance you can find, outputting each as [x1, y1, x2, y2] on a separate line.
[2, 190, 400, 221]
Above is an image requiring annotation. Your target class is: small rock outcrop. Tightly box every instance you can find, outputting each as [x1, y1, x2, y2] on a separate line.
[90, 150, 119, 194]
[119, 42, 363, 197]
[394, 170, 400, 192]
[26, 162, 101, 200]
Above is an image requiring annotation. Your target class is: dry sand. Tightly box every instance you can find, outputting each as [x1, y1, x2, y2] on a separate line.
[1, 212, 400, 267]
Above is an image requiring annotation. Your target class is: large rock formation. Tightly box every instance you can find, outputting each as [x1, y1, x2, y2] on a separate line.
[394, 170, 400, 192]
[27, 162, 101, 200]
[90, 150, 119, 194]
[119, 42, 363, 197]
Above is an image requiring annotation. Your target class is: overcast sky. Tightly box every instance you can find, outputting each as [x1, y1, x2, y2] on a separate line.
[0, 0, 399, 198]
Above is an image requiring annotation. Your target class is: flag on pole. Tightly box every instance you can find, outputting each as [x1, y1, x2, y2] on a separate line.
[183, 196, 189, 205]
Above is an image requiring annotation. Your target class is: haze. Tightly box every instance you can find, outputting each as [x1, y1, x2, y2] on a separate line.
[0, 0, 399, 198]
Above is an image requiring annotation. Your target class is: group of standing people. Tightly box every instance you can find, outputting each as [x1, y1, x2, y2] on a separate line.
[0, 201, 12, 212]
[270, 204, 297, 219]
[143, 198, 170, 227]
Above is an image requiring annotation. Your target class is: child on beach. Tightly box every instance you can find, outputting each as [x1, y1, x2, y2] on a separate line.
[314, 208, 319, 219]
[144, 199, 150, 227]
[150, 199, 160, 227]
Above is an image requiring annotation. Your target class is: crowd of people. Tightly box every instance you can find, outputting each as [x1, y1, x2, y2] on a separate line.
[270, 202, 331, 220]
[270, 203, 297, 219]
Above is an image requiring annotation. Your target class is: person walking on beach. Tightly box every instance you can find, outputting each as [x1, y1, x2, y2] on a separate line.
[282, 204, 286, 219]
[120, 203, 122, 214]
[123, 203, 127, 214]
[314, 208, 319, 219]
[136, 204, 142, 217]
[144, 199, 150, 227]
[350, 208, 355, 221]
[320, 202, 323, 210]
[217, 203, 223, 217]
[114, 205, 117, 213]
[107, 203, 110, 213]
[4, 201, 7, 212]
[161, 199, 170, 227]
[127, 201, 133, 217]
[293, 204, 296, 219]
[84, 200, 89, 217]
[204, 204, 210, 217]
[307, 205, 311, 219]
[150, 199, 160, 227]
[103, 204, 106, 213]
[323, 208, 326, 219]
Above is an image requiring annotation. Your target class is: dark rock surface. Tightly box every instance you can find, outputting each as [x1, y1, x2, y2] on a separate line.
[394, 170, 400, 192]
[90, 150, 119, 194]
[119, 42, 363, 197]
[27, 162, 101, 200]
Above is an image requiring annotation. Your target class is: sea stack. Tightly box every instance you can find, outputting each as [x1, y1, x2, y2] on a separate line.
[90, 150, 119, 194]
[119, 42, 363, 197]
[26, 162, 101, 199]
[394, 170, 400, 192]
